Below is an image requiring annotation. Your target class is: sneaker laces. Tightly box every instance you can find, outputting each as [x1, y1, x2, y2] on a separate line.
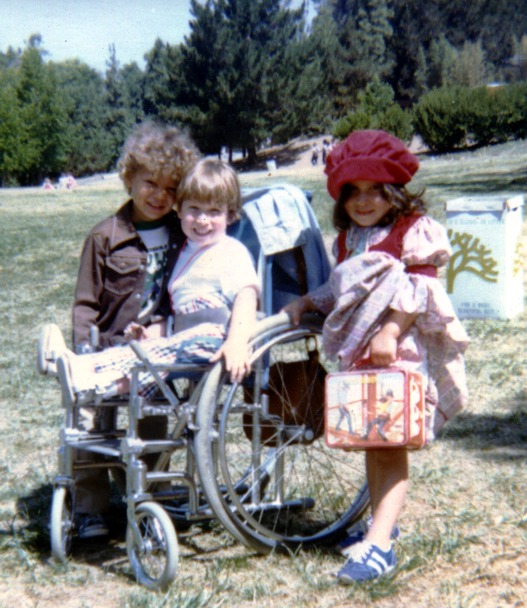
[346, 540, 373, 563]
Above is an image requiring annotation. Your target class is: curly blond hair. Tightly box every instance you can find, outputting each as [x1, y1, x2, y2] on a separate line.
[118, 121, 200, 193]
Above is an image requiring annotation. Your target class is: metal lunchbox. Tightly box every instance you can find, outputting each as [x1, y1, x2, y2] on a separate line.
[325, 365, 426, 450]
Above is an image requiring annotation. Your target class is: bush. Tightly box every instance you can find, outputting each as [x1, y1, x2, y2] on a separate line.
[332, 80, 413, 142]
[413, 86, 469, 152]
[501, 82, 527, 139]
[413, 83, 527, 152]
[333, 111, 371, 139]
[376, 104, 414, 142]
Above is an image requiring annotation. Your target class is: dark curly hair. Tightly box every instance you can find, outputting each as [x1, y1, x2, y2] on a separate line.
[332, 183, 428, 232]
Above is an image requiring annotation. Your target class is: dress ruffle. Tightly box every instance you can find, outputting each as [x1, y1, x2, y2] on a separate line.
[332, 215, 452, 268]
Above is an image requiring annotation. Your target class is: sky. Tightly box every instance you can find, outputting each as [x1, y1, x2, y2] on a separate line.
[1, 0, 312, 75]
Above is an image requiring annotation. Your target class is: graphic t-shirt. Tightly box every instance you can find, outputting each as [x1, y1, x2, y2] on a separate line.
[135, 220, 170, 321]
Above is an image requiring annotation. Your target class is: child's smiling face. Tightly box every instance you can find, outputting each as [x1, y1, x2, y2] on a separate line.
[343, 180, 391, 227]
[129, 169, 178, 223]
[177, 198, 229, 246]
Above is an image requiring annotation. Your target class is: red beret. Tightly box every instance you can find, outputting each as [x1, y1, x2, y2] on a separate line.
[324, 130, 419, 200]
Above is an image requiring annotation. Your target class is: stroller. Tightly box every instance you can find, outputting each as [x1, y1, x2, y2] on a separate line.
[42, 184, 368, 590]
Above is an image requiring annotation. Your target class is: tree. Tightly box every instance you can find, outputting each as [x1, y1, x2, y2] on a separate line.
[413, 86, 469, 152]
[306, 1, 350, 116]
[175, 0, 306, 160]
[320, 0, 394, 108]
[350, 0, 394, 84]
[428, 34, 458, 88]
[451, 40, 488, 88]
[170, 0, 227, 155]
[0, 72, 31, 186]
[13, 42, 65, 184]
[103, 45, 140, 166]
[120, 62, 146, 122]
[0, 46, 22, 70]
[143, 39, 186, 119]
[387, 0, 527, 101]
[333, 79, 413, 141]
[53, 60, 113, 176]
[269, 41, 332, 141]
[413, 45, 428, 98]
[504, 34, 527, 82]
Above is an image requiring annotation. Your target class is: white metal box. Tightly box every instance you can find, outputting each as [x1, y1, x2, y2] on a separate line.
[445, 194, 524, 319]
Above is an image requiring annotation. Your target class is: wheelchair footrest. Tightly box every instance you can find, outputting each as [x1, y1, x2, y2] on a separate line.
[66, 438, 122, 457]
[238, 497, 316, 515]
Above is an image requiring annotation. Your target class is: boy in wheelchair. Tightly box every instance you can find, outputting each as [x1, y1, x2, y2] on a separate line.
[57, 158, 259, 404]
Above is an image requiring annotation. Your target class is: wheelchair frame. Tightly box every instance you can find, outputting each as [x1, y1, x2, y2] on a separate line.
[50, 187, 369, 590]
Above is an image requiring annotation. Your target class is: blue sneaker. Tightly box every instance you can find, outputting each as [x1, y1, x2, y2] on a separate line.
[337, 541, 397, 583]
[338, 516, 400, 556]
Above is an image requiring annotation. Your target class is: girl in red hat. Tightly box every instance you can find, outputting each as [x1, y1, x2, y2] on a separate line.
[284, 129, 468, 583]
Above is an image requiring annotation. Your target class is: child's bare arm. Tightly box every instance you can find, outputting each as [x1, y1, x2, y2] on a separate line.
[369, 310, 418, 366]
[210, 285, 258, 382]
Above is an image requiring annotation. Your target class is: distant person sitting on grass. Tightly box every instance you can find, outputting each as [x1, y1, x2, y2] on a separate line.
[38, 120, 200, 539]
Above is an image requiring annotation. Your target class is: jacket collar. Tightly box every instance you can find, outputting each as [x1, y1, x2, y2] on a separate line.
[113, 200, 138, 241]
[110, 200, 178, 249]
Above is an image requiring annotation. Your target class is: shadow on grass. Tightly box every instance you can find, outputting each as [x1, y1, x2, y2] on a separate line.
[438, 394, 527, 461]
[6, 483, 54, 554]
[11, 481, 128, 560]
[11, 480, 237, 571]
[3, 484, 128, 579]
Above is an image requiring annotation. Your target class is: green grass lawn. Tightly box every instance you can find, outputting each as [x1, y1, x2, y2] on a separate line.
[0, 140, 526, 607]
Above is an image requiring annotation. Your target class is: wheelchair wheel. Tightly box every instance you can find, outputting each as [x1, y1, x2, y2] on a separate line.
[50, 486, 74, 562]
[126, 501, 179, 590]
[195, 313, 369, 553]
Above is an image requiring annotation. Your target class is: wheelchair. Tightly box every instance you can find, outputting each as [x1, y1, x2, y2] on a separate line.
[46, 185, 369, 590]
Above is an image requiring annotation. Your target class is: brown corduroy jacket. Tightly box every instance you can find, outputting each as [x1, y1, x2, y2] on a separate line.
[72, 200, 185, 350]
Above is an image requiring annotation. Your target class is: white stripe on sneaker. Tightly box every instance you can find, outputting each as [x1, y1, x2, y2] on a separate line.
[337, 541, 397, 583]
[367, 552, 389, 574]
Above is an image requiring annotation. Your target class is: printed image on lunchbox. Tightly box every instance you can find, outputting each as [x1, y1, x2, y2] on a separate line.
[325, 367, 426, 449]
